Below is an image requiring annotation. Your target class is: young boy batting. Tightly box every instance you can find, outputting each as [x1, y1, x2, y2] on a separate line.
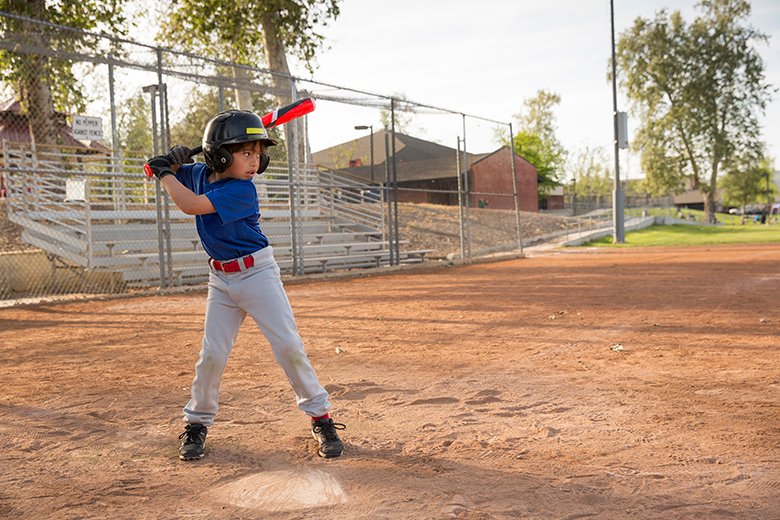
[145, 109, 345, 460]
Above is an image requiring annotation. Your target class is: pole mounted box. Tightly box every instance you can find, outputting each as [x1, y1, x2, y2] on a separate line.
[616, 111, 628, 149]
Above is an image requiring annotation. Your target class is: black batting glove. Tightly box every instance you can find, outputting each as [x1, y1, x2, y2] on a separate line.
[167, 145, 194, 165]
[147, 155, 175, 180]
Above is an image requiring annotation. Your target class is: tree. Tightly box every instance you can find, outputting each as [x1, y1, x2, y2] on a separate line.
[565, 145, 613, 212]
[118, 94, 152, 155]
[0, 0, 128, 145]
[379, 93, 414, 133]
[616, 0, 772, 223]
[721, 158, 776, 211]
[513, 131, 561, 199]
[501, 90, 567, 203]
[515, 89, 564, 151]
[160, 0, 340, 108]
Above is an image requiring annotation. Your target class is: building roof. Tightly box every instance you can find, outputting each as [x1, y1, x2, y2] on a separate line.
[0, 97, 110, 152]
[312, 130, 486, 184]
[468, 145, 536, 169]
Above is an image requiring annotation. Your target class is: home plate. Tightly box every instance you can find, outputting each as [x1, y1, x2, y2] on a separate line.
[213, 469, 348, 512]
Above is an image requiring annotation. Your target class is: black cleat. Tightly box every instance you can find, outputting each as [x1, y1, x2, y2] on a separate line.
[312, 418, 346, 458]
[178, 423, 207, 461]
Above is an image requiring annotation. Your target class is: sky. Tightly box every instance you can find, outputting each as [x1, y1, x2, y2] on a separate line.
[280, 0, 780, 180]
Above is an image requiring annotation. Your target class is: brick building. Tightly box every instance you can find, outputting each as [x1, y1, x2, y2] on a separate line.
[312, 131, 538, 211]
[469, 146, 539, 212]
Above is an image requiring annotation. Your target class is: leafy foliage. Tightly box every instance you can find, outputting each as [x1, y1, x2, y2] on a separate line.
[159, 0, 340, 72]
[379, 93, 414, 133]
[514, 89, 564, 151]
[501, 89, 567, 201]
[0, 0, 129, 114]
[118, 94, 152, 154]
[615, 0, 772, 222]
[565, 145, 612, 198]
[720, 158, 777, 209]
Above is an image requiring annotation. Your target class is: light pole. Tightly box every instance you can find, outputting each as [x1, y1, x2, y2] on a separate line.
[354, 125, 375, 183]
[610, 0, 625, 242]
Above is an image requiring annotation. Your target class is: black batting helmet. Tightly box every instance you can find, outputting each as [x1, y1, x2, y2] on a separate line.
[202, 110, 278, 172]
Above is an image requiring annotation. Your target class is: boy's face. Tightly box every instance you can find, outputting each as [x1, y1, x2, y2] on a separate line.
[223, 141, 268, 180]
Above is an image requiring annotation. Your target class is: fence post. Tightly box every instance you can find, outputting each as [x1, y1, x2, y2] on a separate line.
[509, 122, 524, 254]
[292, 82, 304, 275]
[379, 163, 386, 245]
[383, 128, 392, 260]
[285, 84, 304, 275]
[390, 99, 399, 265]
[461, 114, 471, 258]
[456, 137, 465, 259]
[108, 56, 125, 219]
[157, 56, 174, 288]
[84, 177, 93, 270]
[146, 83, 166, 289]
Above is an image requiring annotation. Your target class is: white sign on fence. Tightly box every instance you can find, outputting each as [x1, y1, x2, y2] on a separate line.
[65, 179, 86, 202]
[72, 115, 103, 140]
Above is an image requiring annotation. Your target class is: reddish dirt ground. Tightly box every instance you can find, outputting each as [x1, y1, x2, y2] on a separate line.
[1, 244, 779, 519]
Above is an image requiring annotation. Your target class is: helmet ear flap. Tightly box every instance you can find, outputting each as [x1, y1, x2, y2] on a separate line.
[257, 153, 270, 174]
[204, 147, 233, 173]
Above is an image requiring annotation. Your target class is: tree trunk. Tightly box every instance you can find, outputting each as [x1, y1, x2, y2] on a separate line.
[703, 190, 716, 224]
[260, 11, 293, 106]
[231, 66, 254, 111]
[19, 2, 59, 146]
[260, 11, 306, 167]
[703, 163, 719, 224]
[22, 54, 59, 146]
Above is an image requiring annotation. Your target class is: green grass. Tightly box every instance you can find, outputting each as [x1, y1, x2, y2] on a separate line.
[625, 207, 743, 225]
[585, 223, 780, 247]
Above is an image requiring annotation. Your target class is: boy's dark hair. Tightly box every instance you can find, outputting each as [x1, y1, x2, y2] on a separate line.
[224, 141, 264, 155]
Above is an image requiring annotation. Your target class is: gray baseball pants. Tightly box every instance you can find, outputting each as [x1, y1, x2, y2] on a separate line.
[183, 246, 332, 427]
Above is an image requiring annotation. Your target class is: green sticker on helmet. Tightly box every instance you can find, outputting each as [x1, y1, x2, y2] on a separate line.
[246, 127, 267, 136]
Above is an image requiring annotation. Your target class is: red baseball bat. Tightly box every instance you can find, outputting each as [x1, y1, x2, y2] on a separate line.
[144, 97, 316, 178]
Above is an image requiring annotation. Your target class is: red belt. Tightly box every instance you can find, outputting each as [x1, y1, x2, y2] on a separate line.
[210, 254, 255, 273]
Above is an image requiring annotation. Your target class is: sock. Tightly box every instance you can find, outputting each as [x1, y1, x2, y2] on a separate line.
[312, 413, 330, 421]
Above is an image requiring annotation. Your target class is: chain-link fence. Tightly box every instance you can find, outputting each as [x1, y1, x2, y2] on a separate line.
[0, 11, 672, 304]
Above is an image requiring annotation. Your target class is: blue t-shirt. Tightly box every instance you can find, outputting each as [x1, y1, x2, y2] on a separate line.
[175, 163, 269, 260]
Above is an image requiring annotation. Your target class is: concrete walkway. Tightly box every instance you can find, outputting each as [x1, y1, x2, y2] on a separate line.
[521, 215, 708, 256]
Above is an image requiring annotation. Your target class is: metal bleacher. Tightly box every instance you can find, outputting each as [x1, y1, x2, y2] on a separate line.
[2, 142, 430, 288]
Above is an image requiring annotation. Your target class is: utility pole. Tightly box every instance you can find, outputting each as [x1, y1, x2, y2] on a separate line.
[610, 0, 625, 243]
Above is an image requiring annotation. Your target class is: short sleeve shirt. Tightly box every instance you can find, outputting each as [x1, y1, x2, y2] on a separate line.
[175, 163, 268, 260]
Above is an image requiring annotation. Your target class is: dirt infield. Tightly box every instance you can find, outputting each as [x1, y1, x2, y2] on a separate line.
[1, 244, 779, 519]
